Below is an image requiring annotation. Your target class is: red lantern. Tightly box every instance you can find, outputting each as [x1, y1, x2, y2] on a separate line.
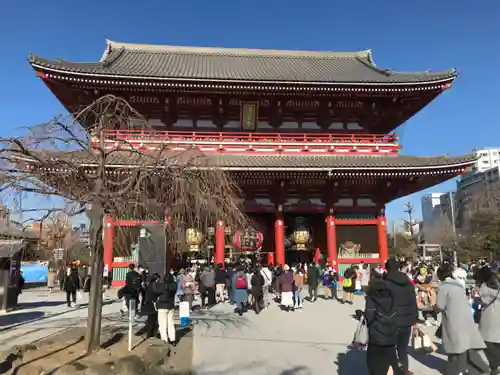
[232, 229, 263, 254]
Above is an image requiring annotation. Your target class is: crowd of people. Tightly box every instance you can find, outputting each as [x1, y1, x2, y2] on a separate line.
[50, 255, 500, 375]
[362, 258, 500, 375]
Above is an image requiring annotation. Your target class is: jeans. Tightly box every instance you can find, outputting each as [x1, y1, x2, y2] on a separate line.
[216, 283, 226, 302]
[66, 291, 76, 306]
[157, 308, 176, 343]
[294, 289, 303, 307]
[396, 327, 412, 373]
[308, 284, 318, 300]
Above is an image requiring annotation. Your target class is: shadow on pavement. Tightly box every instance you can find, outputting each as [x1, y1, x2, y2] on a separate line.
[17, 301, 66, 309]
[335, 345, 366, 375]
[0, 312, 44, 327]
[0, 299, 116, 332]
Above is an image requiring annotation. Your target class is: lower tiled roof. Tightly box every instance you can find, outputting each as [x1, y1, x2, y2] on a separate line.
[48, 150, 477, 171]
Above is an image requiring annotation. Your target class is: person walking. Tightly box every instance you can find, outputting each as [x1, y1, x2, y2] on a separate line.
[214, 265, 227, 303]
[250, 266, 265, 314]
[342, 267, 356, 304]
[306, 262, 320, 302]
[47, 268, 57, 293]
[436, 263, 488, 375]
[199, 265, 216, 309]
[476, 266, 500, 375]
[278, 265, 295, 311]
[293, 267, 304, 309]
[136, 273, 161, 338]
[260, 264, 272, 308]
[156, 271, 178, 346]
[384, 258, 418, 375]
[122, 263, 141, 316]
[365, 271, 399, 375]
[63, 268, 81, 308]
[181, 268, 195, 311]
[232, 267, 249, 315]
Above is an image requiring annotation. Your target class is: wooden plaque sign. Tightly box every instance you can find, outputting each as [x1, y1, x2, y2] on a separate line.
[240, 102, 258, 131]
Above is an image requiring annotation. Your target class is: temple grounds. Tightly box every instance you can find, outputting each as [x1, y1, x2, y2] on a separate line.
[0, 288, 445, 374]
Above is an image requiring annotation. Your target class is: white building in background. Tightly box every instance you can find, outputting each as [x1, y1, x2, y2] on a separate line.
[471, 148, 500, 173]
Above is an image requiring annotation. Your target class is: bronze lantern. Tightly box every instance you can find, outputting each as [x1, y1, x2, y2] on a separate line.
[293, 230, 310, 251]
[186, 228, 203, 252]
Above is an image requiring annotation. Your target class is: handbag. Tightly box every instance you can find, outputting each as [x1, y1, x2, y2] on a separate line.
[412, 327, 436, 354]
[474, 288, 500, 324]
[353, 317, 368, 347]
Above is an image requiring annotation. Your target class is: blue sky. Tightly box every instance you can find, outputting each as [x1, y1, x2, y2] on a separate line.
[1, 0, 499, 226]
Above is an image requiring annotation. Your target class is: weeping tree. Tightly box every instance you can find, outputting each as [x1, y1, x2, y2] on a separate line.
[0, 95, 252, 353]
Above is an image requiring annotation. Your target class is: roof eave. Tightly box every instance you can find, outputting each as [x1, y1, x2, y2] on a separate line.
[29, 60, 457, 87]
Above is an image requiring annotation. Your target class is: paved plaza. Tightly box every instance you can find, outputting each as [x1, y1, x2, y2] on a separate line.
[191, 295, 447, 375]
[0, 287, 129, 352]
[0, 288, 448, 374]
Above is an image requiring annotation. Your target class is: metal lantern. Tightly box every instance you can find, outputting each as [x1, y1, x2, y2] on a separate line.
[186, 228, 203, 252]
[293, 230, 310, 251]
[232, 229, 263, 254]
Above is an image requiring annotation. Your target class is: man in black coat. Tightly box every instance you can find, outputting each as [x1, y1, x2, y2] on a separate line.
[307, 263, 321, 302]
[124, 263, 141, 315]
[384, 258, 418, 375]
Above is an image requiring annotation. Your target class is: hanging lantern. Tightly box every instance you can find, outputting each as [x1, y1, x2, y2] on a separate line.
[293, 229, 310, 251]
[186, 228, 203, 252]
[232, 229, 263, 254]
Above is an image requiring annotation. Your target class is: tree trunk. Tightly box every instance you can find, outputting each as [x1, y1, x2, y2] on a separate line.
[85, 208, 104, 354]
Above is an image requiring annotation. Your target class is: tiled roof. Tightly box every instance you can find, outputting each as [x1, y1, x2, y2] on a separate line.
[47, 150, 477, 171]
[29, 40, 457, 85]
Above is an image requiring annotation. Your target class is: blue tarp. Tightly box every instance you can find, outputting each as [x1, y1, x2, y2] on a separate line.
[21, 264, 48, 283]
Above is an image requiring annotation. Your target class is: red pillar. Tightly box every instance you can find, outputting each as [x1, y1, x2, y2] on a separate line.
[274, 217, 285, 266]
[215, 220, 225, 265]
[377, 212, 389, 268]
[326, 215, 337, 264]
[103, 216, 115, 276]
[267, 252, 275, 266]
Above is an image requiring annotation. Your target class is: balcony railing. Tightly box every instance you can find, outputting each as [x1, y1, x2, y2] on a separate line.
[93, 130, 400, 154]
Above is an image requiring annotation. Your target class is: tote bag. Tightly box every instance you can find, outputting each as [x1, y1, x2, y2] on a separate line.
[353, 318, 368, 347]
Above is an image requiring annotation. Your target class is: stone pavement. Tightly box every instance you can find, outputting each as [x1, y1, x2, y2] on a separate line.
[0, 287, 137, 352]
[191, 295, 447, 375]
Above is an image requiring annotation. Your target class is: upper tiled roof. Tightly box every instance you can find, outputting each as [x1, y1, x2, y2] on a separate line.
[29, 40, 457, 85]
[42, 150, 476, 171]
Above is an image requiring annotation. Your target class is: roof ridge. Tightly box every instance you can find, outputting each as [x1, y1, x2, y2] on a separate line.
[105, 39, 372, 59]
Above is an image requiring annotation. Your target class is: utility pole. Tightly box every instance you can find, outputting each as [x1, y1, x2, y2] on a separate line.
[404, 202, 415, 239]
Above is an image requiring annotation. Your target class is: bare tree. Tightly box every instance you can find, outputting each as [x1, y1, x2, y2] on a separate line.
[0, 95, 252, 353]
[455, 183, 500, 259]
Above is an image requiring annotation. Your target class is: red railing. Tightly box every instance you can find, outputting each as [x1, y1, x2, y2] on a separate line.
[101, 130, 398, 145]
[94, 130, 400, 154]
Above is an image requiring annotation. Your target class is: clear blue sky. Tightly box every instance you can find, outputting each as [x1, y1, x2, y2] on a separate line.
[1, 0, 499, 226]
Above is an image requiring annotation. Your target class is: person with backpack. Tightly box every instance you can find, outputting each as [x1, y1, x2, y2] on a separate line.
[156, 271, 178, 346]
[232, 267, 248, 316]
[342, 267, 356, 304]
[364, 271, 399, 375]
[322, 267, 338, 300]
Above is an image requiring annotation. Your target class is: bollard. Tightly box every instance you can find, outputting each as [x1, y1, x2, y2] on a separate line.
[128, 299, 135, 351]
